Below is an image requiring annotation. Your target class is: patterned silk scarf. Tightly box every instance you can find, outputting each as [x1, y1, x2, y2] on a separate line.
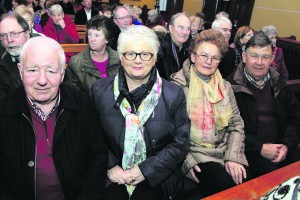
[187, 65, 232, 148]
[113, 71, 162, 196]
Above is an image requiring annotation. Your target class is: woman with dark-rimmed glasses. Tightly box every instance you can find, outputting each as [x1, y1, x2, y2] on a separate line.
[92, 25, 190, 200]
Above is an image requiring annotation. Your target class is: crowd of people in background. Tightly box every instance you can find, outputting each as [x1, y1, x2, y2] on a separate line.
[0, 0, 299, 199]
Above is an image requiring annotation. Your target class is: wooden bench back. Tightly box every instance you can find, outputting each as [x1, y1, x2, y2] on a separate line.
[76, 25, 86, 43]
[277, 37, 300, 80]
[61, 43, 87, 53]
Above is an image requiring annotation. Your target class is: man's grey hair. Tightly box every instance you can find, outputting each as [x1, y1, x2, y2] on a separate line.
[19, 37, 66, 72]
[211, 16, 232, 29]
[168, 12, 189, 28]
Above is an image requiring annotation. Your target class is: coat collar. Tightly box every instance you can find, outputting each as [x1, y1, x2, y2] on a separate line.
[4, 84, 79, 116]
[230, 62, 285, 96]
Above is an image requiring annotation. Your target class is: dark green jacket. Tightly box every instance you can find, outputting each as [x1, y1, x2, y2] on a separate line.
[65, 46, 119, 95]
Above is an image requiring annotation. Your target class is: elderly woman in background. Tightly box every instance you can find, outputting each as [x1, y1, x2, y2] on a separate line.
[189, 15, 204, 38]
[171, 29, 250, 197]
[92, 25, 190, 200]
[66, 15, 119, 95]
[14, 5, 44, 35]
[145, 9, 166, 29]
[44, 4, 79, 61]
[261, 25, 289, 80]
[232, 26, 254, 67]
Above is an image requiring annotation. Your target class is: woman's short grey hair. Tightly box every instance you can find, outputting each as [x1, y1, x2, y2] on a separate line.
[148, 9, 159, 19]
[20, 37, 66, 72]
[49, 4, 64, 16]
[117, 26, 160, 59]
[261, 25, 278, 37]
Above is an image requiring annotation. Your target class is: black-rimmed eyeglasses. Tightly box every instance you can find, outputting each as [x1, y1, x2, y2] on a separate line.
[0, 30, 27, 41]
[122, 52, 154, 61]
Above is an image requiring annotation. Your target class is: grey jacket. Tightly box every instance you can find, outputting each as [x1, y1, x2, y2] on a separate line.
[65, 46, 119, 95]
[171, 59, 248, 174]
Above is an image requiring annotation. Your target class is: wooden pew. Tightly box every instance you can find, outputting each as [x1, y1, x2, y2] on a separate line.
[277, 37, 300, 80]
[61, 43, 87, 54]
[76, 25, 86, 43]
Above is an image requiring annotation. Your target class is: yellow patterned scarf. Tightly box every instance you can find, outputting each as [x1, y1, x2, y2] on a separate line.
[187, 65, 232, 148]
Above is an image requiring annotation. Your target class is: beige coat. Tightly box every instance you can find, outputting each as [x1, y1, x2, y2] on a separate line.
[171, 59, 248, 175]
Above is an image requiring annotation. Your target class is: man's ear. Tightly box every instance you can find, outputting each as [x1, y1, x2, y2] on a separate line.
[242, 51, 247, 63]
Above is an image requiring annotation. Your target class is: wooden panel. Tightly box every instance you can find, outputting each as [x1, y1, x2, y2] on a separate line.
[76, 25, 85, 32]
[61, 43, 87, 53]
[203, 161, 300, 200]
[277, 37, 300, 80]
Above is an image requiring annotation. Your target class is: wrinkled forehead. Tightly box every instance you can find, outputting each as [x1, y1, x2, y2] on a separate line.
[115, 8, 129, 17]
[219, 21, 232, 29]
[173, 16, 191, 28]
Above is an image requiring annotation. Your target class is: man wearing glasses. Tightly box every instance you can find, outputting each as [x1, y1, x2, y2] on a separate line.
[111, 6, 132, 50]
[0, 13, 30, 99]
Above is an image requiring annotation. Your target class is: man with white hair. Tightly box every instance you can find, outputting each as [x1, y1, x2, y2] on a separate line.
[0, 13, 30, 99]
[0, 37, 108, 199]
[212, 16, 232, 43]
[212, 16, 236, 78]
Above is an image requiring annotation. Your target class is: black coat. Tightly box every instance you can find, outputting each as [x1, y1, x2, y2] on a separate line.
[92, 75, 190, 200]
[0, 84, 108, 200]
[156, 33, 190, 81]
[75, 7, 97, 25]
[0, 48, 22, 99]
[227, 64, 300, 156]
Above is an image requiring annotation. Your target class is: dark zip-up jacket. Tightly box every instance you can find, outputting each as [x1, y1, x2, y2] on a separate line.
[227, 63, 300, 156]
[0, 84, 108, 200]
[92, 74, 190, 200]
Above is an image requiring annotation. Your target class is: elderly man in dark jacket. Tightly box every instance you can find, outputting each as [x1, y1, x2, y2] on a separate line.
[156, 12, 191, 80]
[227, 33, 300, 178]
[0, 13, 30, 99]
[0, 37, 107, 200]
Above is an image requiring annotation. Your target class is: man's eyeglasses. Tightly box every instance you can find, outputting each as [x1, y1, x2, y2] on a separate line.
[122, 52, 154, 61]
[192, 52, 221, 64]
[0, 30, 27, 41]
[114, 15, 132, 21]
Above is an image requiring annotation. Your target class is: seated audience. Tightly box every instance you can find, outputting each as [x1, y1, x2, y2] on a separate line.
[14, 5, 44, 35]
[74, 0, 97, 25]
[227, 33, 300, 178]
[44, 4, 79, 61]
[0, 36, 108, 199]
[261, 25, 289, 80]
[92, 25, 190, 200]
[0, 13, 30, 99]
[156, 12, 191, 80]
[145, 9, 166, 29]
[171, 29, 249, 197]
[65, 15, 119, 95]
